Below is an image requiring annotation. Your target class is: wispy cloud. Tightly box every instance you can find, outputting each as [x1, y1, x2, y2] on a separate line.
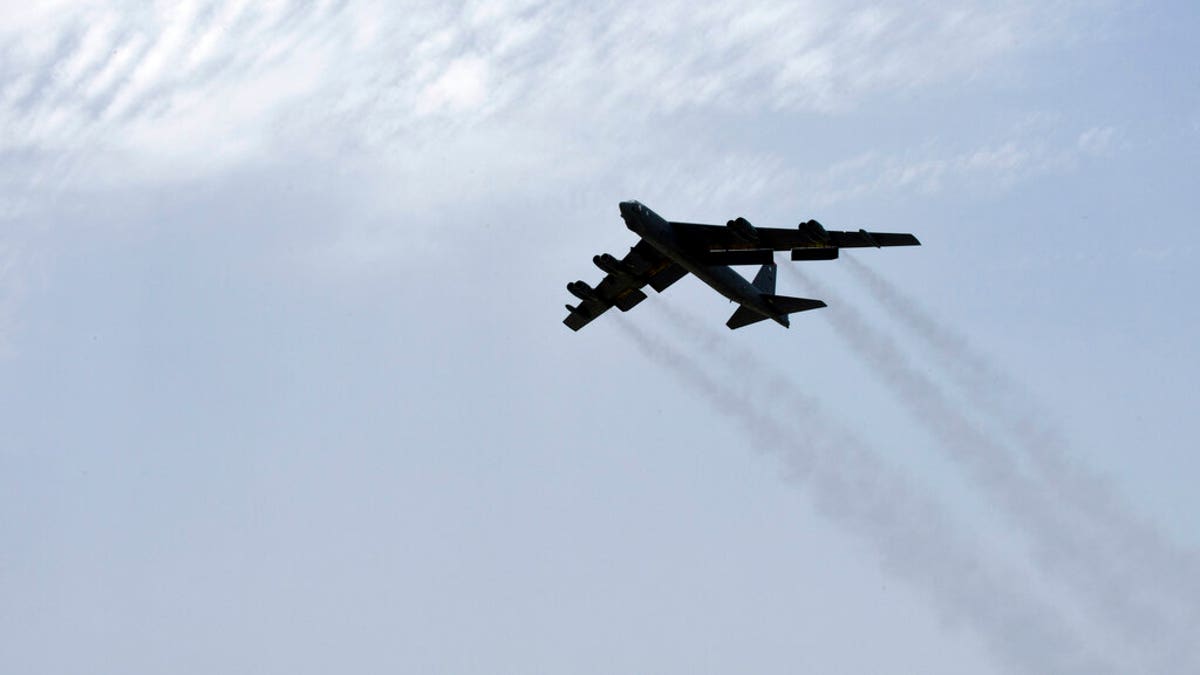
[800, 138, 1079, 206]
[611, 128, 1112, 217]
[1076, 125, 1117, 156]
[0, 0, 1111, 340]
[0, 0, 1089, 193]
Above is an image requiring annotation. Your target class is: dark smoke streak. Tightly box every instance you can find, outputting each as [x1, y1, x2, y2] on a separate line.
[784, 264, 1198, 672]
[613, 313, 1115, 674]
[841, 256, 1200, 618]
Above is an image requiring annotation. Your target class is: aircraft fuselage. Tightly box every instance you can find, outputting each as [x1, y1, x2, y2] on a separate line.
[619, 200, 786, 326]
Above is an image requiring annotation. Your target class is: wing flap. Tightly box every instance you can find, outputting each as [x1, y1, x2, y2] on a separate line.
[647, 262, 688, 292]
[613, 287, 648, 312]
[826, 230, 921, 248]
[671, 221, 920, 251]
[698, 249, 775, 265]
[790, 247, 839, 261]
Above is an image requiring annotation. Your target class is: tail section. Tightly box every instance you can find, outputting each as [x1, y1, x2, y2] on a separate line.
[726, 305, 771, 329]
[751, 263, 777, 294]
[765, 294, 827, 315]
[727, 263, 826, 329]
[726, 293, 826, 330]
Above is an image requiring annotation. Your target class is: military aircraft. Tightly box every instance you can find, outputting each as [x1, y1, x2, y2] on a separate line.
[564, 201, 920, 330]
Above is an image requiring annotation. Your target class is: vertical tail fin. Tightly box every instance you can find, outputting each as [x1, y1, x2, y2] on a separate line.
[752, 263, 777, 294]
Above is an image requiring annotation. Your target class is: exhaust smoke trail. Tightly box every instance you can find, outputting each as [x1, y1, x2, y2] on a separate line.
[841, 256, 1200, 608]
[648, 299, 833, 427]
[782, 265, 1198, 672]
[612, 313, 1117, 674]
[841, 256, 1000, 408]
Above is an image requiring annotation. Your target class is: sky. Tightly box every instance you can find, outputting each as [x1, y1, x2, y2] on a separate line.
[2, 1, 1198, 673]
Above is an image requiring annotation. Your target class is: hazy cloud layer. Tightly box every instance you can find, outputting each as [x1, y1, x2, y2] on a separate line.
[1, 1, 1085, 192]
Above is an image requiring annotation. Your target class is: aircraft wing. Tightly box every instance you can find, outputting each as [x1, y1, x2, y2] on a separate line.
[564, 240, 688, 331]
[670, 220, 920, 257]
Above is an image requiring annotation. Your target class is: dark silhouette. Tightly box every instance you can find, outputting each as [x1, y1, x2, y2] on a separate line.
[564, 201, 920, 330]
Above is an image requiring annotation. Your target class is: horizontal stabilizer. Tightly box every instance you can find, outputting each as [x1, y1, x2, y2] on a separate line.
[726, 293, 826, 330]
[726, 305, 771, 329]
[765, 294, 827, 314]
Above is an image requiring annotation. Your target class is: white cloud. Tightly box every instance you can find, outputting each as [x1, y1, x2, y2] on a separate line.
[415, 56, 490, 116]
[0, 1, 1113, 303]
[80, 32, 149, 102]
[1077, 126, 1116, 156]
[794, 137, 1085, 207]
[0, 0, 1087, 193]
[102, 0, 202, 119]
[53, 13, 119, 89]
[605, 131, 1099, 218]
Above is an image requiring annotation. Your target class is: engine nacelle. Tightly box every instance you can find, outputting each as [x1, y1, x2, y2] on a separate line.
[593, 253, 629, 276]
[800, 219, 828, 244]
[726, 217, 759, 243]
[567, 280, 600, 302]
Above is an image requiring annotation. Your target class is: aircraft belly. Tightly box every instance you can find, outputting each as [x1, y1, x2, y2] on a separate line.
[694, 266, 754, 301]
[642, 232, 771, 315]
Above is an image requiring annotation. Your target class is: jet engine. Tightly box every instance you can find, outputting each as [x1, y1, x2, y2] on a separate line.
[567, 280, 600, 302]
[726, 217, 759, 243]
[593, 253, 630, 276]
[799, 219, 829, 244]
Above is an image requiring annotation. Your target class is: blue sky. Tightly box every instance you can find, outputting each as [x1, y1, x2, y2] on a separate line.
[2, 2, 1198, 673]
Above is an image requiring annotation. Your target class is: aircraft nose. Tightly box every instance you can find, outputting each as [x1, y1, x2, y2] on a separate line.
[619, 201, 642, 231]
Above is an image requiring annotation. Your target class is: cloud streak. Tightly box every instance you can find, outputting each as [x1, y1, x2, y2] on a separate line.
[0, 1, 1088, 190]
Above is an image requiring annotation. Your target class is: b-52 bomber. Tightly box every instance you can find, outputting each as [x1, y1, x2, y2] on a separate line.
[564, 201, 920, 330]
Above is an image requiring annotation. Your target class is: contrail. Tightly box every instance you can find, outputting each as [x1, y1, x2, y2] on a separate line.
[613, 313, 1118, 674]
[840, 254, 1200, 595]
[782, 264, 1198, 672]
[841, 256, 1200, 625]
[840, 255, 1089, 480]
[647, 298, 839, 429]
[840, 256, 1001, 407]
